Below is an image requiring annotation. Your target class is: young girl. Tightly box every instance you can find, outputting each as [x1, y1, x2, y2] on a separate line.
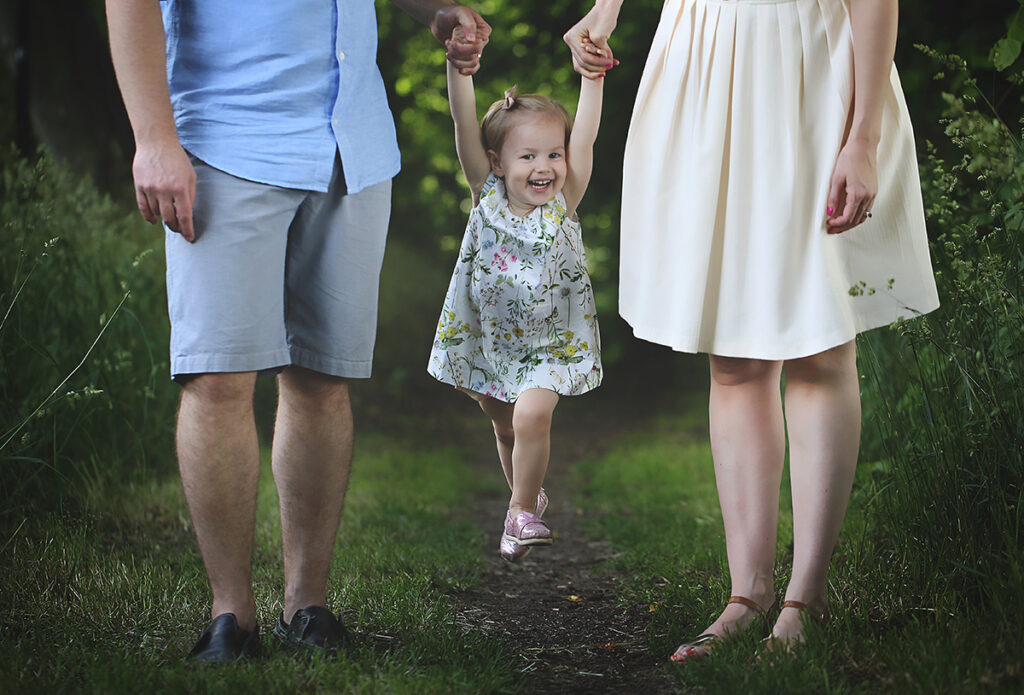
[427, 47, 605, 562]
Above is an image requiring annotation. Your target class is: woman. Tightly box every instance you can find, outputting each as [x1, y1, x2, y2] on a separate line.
[564, 0, 938, 660]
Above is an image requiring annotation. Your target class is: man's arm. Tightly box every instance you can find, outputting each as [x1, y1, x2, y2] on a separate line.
[389, 0, 491, 75]
[106, 0, 196, 241]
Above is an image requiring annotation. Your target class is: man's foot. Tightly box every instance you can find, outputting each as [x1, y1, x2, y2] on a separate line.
[185, 613, 261, 664]
[670, 594, 776, 663]
[274, 605, 347, 655]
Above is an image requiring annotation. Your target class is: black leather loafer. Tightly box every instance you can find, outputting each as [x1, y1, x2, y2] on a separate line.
[185, 613, 261, 664]
[274, 605, 347, 655]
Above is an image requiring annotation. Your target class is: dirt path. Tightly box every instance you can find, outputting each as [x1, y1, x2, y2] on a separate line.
[448, 397, 678, 694]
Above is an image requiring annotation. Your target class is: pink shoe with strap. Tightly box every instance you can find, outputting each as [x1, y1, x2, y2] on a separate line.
[499, 509, 553, 562]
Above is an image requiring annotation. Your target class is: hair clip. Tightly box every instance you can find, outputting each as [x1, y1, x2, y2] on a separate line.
[502, 85, 518, 110]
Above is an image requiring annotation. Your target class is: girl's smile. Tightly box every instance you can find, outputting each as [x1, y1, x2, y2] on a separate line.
[488, 114, 568, 216]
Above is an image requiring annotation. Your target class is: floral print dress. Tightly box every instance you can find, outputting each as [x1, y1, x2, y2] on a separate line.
[428, 173, 602, 403]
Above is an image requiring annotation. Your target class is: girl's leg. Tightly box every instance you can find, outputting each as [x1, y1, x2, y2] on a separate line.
[477, 395, 516, 489]
[508, 388, 559, 516]
[683, 356, 785, 649]
[773, 340, 860, 641]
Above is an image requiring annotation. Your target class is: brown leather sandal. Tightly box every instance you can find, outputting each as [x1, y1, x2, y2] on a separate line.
[780, 599, 830, 623]
[669, 595, 777, 664]
[759, 599, 830, 655]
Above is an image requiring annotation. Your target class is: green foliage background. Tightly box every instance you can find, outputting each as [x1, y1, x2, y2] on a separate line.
[0, 1, 1021, 691]
[0, 0, 1021, 647]
[0, 149, 175, 515]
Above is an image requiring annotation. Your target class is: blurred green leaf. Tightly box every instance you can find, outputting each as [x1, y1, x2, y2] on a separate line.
[990, 37, 1021, 71]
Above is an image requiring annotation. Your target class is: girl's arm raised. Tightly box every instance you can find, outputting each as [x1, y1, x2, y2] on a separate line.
[562, 74, 604, 217]
[447, 61, 491, 203]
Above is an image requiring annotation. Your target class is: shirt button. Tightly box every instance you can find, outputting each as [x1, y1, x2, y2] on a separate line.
[332, 118, 338, 125]
[337, 50, 345, 61]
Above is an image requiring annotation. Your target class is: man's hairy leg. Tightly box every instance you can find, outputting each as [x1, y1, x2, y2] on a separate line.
[272, 366, 353, 624]
[177, 371, 260, 631]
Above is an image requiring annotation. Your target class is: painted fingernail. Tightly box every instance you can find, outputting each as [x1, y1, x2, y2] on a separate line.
[827, 207, 834, 215]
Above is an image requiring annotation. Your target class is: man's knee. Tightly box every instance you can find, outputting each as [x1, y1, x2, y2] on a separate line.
[278, 366, 349, 408]
[181, 372, 257, 408]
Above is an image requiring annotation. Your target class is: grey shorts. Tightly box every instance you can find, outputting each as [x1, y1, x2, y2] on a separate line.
[165, 155, 391, 381]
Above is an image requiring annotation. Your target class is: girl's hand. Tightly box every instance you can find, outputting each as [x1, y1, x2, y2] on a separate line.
[435, 5, 491, 75]
[826, 140, 878, 234]
[564, 5, 620, 78]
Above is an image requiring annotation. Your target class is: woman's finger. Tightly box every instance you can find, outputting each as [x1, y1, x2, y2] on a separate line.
[829, 187, 869, 234]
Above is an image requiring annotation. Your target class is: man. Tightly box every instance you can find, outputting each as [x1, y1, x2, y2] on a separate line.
[106, 0, 489, 662]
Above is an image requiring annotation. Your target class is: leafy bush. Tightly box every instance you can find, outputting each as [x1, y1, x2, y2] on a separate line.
[0, 149, 177, 516]
[857, 6, 1024, 631]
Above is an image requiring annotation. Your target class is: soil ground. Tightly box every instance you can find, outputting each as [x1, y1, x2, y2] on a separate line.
[446, 395, 679, 694]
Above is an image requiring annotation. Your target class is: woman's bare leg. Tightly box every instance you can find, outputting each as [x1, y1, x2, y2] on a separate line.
[773, 340, 860, 641]
[674, 356, 785, 658]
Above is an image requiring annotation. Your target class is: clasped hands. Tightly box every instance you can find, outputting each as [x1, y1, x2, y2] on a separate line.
[442, 4, 619, 80]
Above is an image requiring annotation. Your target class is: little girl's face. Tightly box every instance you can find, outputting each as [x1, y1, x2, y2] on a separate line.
[488, 113, 568, 216]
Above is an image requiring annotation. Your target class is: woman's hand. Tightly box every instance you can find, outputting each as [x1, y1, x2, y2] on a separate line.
[826, 140, 878, 234]
[564, 3, 620, 78]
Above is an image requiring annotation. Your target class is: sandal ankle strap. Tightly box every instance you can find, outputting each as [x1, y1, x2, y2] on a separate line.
[727, 595, 768, 614]
[781, 599, 830, 622]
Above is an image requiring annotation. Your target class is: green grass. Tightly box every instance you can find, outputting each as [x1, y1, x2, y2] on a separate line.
[0, 434, 519, 694]
[572, 393, 1024, 694]
[2, 390, 1021, 693]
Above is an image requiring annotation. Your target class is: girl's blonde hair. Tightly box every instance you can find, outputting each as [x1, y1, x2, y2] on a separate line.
[480, 86, 573, 154]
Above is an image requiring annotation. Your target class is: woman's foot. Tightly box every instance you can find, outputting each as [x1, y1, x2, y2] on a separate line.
[766, 598, 830, 648]
[667, 593, 770, 667]
[670, 594, 776, 663]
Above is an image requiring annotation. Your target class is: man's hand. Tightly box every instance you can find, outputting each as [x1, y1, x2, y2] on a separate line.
[107, 0, 197, 241]
[132, 139, 197, 242]
[433, 5, 490, 75]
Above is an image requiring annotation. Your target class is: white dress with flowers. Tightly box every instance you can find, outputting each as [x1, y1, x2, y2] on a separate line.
[428, 173, 602, 403]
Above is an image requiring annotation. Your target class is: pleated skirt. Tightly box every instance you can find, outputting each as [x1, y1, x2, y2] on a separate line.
[619, 0, 940, 359]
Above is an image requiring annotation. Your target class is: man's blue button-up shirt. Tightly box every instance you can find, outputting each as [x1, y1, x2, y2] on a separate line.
[161, 0, 401, 194]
